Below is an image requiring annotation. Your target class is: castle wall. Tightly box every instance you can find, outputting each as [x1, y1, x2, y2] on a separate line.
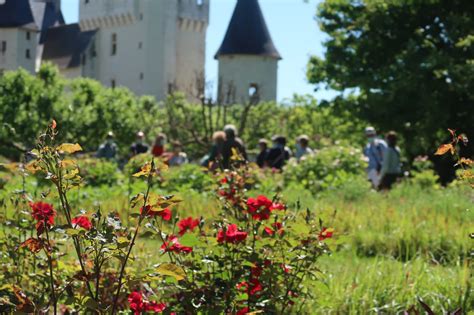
[0, 28, 36, 73]
[218, 55, 278, 104]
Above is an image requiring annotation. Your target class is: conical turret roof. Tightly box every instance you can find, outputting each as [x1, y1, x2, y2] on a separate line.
[215, 0, 281, 59]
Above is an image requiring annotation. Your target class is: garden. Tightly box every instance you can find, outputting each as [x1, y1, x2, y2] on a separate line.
[0, 120, 472, 314]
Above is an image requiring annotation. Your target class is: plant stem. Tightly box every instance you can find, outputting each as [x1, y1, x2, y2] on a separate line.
[44, 225, 57, 315]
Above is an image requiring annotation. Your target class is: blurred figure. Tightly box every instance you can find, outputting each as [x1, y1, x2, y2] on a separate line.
[96, 131, 118, 160]
[130, 131, 149, 156]
[363, 126, 387, 188]
[256, 138, 269, 168]
[379, 131, 401, 190]
[265, 135, 290, 170]
[152, 133, 167, 157]
[167, 141, 188, 166]
[206, 131, 226, 167]
[295, 135, 314, 160]
[221, 124, 247, 169]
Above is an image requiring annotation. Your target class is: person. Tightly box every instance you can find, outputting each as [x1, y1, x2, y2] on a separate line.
[152, 133, 167, 157]
[295, 135, 314, 160]
[379, 131, 401, 190]
[363, 126, 387, 188]
[256, 138, 269, 168]
[221, 124, 247, 169]
[167, 141, 188, 166]
[265, 135, 290, 170]
[130, 131, 149, 156]
[96, 131, 118, 160]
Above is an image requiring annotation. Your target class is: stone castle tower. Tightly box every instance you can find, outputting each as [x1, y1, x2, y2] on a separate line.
[216, 0, 281, 104]
[0, 0, 210, 101]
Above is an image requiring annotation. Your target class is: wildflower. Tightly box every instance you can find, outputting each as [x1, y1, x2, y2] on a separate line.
[177, 217, 199, 236]
[72, 215, 92, 230]
[217, 224, 247, 244]
[161, 235, 192, 254]
[318, 227, 334, 241]
[264, 222, 284, 236]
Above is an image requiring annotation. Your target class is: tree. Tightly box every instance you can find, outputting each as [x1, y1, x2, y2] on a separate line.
[308, 0, 474, 163]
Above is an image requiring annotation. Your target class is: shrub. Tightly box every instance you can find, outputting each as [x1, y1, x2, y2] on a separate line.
[283, 144, 366, 193]
[160, 163, 214, 193]
[77, 157, 120, 186]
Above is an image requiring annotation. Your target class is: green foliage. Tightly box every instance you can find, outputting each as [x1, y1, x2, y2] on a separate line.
[77, 157, 121, 187]
[161, 164, 214, 193]
[308, 0, 474, 159]
[283, 144, 366, 193]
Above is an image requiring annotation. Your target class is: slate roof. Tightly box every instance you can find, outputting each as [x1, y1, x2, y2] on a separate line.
[215, 0, 281, 59]
[0, 0, 64, 41]
[42, 23, 96, 69]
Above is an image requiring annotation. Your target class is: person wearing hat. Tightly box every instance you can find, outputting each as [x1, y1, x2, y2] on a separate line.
[96, 131, 119, 160]
[130, 131, 149, 156]
[265, 135, 291, 170]
[256, 138, 269, 168]
[295, 134, 314, 161]
[363, 126, 387, 188]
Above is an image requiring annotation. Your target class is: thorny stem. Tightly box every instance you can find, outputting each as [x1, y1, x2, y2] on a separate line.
[111, 165, 154, 314]
[44, 224, 57, 315]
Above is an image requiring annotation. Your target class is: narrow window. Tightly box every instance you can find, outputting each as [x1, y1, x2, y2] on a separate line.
[139, 72, 144, 80]
[85, 0, 89, 4]
[139, 13, 144, 20]
[82, 54, 86, 65]
[111, 79, 116, 88]
[90, 42, 97, 57]
[26, 31, 31, 40]
[25, 49, 31, 59]
[138, 42, 142, 49]
[111, 33, 117, 56]
[249, 83, 259, 98]
[1, 41, 6, 54]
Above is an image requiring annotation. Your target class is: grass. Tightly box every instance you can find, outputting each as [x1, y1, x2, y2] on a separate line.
[0, 171, 472, 313]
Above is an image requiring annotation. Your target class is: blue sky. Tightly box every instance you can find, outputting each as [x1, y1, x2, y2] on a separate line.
[61, 0, 335, 102]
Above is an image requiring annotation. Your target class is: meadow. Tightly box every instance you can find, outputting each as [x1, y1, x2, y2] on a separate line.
[0, 145, 472, 313]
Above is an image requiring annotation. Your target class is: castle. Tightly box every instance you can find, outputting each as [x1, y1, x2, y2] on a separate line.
[0, 0, 280, 103]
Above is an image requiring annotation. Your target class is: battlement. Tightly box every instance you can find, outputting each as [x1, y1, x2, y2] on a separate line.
[79, 0, 140, 31]
[178, 0, 209, 22]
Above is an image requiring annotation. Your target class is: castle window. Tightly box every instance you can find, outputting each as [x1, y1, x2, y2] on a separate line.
[111, 33, 117, 56]
[138, 42, 142, 49]
[139, 13, 144, 20]
[111, 79, 116, 88]
[249, 83, 259, 98]
[25, 49, 31, 59]
[85, 0, 89, 4]
[26, 31, 31, 40]
[1, 41, 6, 54]
[140, 73, 144, 80]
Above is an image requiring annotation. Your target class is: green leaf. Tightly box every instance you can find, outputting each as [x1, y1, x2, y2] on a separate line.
[178, 233, 200, 247]
[155, 263, 186, 281]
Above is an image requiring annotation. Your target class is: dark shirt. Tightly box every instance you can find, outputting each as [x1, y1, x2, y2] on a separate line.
[221, 137, 247, 169]
[266, 146, 290, 169]
[256, 149, 268, 168]
[96, 142, 118, 160]
[130, 142, 149, 156]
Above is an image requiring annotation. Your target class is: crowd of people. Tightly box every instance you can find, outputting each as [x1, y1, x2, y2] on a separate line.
[96, 124, 401, 190]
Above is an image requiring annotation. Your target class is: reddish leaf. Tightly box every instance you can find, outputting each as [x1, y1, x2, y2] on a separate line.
[19, 238, 43, 253]
[51, 119, 57, 130]
[434, 143, 454, 155]
[447, 128, 456, 138]
[13, 286, 35, 313]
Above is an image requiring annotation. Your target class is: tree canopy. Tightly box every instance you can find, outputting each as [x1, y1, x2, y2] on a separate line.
[308, 0, 474, 160]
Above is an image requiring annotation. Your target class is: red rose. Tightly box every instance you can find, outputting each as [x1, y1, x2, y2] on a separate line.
[141, 206, 172, 221]
[217, 224, 247, 244]
[72, 215, 92, 230]
[246, 195, 285, 221]
[264, 222, 284, 236]
[29, 202, 56, 234]
[177, 217, 199, 236]
[236, 307, 249, 315]
[318, 227, 334, 241]
[236, 279, 262, 296]
[161, 235, 192, 254]
[128, 291, 166, 314]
